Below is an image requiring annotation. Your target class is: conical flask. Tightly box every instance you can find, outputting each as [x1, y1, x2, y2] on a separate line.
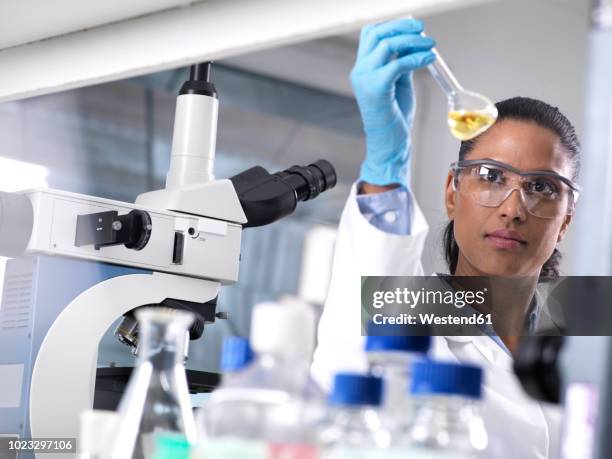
[110, 307, 197, 459]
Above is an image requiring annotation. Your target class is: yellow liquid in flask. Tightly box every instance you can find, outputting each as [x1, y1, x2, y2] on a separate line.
[448, 110, 496, 140]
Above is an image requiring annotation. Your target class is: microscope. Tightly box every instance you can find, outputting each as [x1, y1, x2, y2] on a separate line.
[0, 63, 336, 455]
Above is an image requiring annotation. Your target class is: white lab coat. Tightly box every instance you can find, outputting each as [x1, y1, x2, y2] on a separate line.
[311, 184, 562, 459]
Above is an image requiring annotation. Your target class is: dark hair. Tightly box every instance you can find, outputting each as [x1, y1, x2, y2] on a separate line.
[443, 96, 581, 282]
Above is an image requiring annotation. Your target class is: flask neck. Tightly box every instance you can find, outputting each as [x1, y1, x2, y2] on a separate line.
[137, 318, 190, 366]
[428, 49, 464, 103]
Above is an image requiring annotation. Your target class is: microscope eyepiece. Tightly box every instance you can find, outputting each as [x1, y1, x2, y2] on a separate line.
[277, 160, 337, 202]
[230, 159, 337, 228]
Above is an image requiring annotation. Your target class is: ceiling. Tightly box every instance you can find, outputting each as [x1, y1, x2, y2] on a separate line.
[221, 0, 592, 97]
[0, 0, 497, 103]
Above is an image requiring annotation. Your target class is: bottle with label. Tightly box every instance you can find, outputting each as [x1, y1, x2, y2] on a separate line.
[319, 372, 391, 459]
[365, 323, 430, 432]
[399, 360, 488, 458]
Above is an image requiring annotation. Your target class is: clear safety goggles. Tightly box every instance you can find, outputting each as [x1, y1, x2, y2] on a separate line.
[450, 159, 581, 219]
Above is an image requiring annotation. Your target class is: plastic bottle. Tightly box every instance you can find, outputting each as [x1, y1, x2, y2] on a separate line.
[400, 360, 488, 458]
[109, 307, 197, 459]
[365, 323, 430, 431]
[194, 301, 322, 459]
[319, 373, 391, 459]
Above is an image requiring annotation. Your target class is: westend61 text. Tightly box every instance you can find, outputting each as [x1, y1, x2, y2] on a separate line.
[372, 313, 493, 326]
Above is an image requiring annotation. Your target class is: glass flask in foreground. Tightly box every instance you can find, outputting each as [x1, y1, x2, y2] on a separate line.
[110, 307, 197, 459]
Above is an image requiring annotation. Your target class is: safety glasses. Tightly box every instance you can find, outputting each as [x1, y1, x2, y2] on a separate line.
[450, 159, 581, 219]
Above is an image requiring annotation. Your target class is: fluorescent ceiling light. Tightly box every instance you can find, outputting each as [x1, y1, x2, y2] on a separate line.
[0, 157, 48, 192]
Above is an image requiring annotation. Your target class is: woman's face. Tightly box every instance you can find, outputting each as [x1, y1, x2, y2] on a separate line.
[445, 119, 574, 277]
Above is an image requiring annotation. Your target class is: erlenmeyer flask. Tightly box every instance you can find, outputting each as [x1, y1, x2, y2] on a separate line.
[110, 307, 197, 459]
[427, 46, 498, 140]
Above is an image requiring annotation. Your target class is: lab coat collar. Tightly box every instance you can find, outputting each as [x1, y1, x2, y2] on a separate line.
[443, 335, 474, 343]
[442, 334, 514, 370]
[431, 272, 515, 369]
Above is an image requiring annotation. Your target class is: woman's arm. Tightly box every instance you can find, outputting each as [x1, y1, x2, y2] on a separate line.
[311, 19, 436, 389]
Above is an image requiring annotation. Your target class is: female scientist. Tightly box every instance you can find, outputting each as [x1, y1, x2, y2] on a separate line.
[311, 18, 580, 458]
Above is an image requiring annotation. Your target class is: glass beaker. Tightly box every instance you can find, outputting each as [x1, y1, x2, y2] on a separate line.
[110, 307, 197, 459]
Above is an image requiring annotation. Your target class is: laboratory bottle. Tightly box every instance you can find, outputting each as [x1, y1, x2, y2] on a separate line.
[319, 372, 392, 459]
[365, 323, 430, 431]
[109, 307, 197, 459]
[400, 360, 488, 458]
[194, 300, 322, 459]
[193, 336, 254, 444]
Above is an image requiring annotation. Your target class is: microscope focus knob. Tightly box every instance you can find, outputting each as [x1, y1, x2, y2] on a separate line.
[123, 210, 153, 251]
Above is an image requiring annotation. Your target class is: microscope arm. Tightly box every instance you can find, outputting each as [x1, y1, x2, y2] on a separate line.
[29, 272, 219, 450]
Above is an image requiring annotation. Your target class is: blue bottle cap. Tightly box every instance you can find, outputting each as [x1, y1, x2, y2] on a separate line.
[220, 336, 254, 372]
[328, 373, 383, 407]
[365, 323, 431, 354]
[410, 360, 483, 399]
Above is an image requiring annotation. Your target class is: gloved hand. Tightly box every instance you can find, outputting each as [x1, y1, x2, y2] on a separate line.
[351, 19, 436, 187]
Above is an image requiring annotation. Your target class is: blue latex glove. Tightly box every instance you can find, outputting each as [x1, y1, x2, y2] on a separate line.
[351, 19, 436, 187]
